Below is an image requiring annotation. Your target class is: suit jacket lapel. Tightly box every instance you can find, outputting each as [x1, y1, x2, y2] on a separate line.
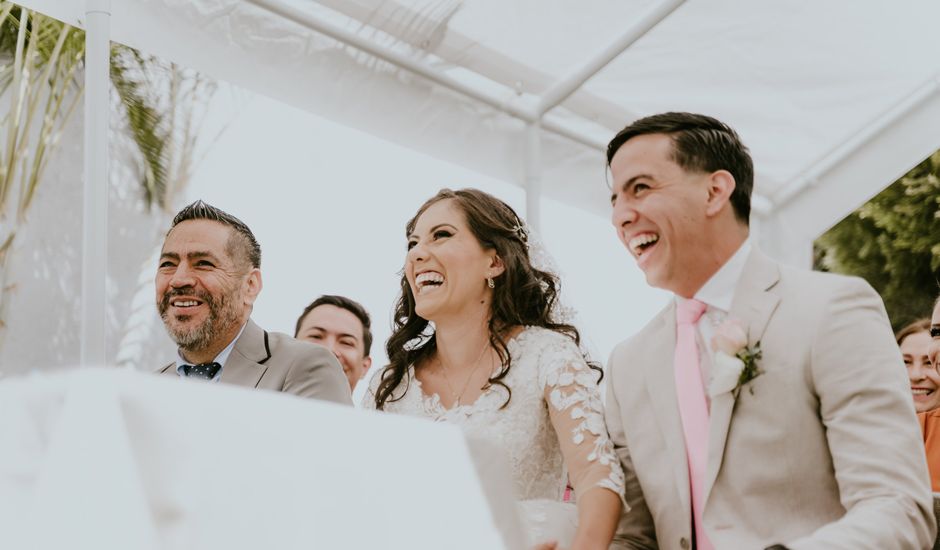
[221, 319, 271, 388]
[643, 303, 692, 518]
[704, 249, 781, 501]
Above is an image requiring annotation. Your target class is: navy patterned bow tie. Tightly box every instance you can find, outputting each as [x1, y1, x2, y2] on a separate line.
[183, 362, 221, 380]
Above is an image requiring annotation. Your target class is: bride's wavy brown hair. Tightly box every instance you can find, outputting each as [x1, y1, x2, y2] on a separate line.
[374, 188, 600, 410]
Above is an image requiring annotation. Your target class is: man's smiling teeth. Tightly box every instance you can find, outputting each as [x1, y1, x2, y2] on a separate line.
[629, 233, 659, 255]
[172, 300, 201, 307]
[415, 271, 444, 294]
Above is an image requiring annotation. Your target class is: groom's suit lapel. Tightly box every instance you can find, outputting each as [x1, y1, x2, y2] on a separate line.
[643, 303, 692, 520]
[703, 249, 781, 502]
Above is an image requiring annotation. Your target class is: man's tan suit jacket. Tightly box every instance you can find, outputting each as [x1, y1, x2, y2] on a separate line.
[606, 249, 934, 549]
[159, 319, 351, 404]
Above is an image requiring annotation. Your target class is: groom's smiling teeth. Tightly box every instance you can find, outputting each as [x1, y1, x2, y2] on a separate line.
[415, 271, 445, 294]
[629, 233, 659, 257]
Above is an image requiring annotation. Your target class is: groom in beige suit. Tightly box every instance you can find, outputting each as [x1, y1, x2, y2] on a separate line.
[604, 113, 933, 549]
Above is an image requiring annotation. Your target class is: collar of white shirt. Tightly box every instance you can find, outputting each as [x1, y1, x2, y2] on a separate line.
[689, 238, 752, 314]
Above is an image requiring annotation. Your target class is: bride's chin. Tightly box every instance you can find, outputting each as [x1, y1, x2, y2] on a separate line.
[412, 301, 435, 320]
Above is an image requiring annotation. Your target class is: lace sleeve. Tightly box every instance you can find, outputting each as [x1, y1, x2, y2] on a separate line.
[359, 368, 382, 410]
[540, 335, 627, 506]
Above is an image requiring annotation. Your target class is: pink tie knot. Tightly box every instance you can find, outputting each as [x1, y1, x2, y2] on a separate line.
[676, 299, 707, 326]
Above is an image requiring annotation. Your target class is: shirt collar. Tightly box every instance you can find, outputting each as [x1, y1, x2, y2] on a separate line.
[175, 321, 248, 376]
[674, 238, 752, 314]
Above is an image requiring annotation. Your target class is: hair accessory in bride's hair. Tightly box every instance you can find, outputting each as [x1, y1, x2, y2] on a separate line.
[511, 223, 529, 246]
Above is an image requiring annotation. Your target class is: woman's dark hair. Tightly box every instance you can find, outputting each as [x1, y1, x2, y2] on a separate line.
[374, 188, 600, 410]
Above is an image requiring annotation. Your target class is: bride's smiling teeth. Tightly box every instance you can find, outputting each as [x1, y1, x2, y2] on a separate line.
[629, 233, 659, 256]
[415, 271, 444, 294]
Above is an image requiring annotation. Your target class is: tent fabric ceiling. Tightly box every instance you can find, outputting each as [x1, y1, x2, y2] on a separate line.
[21, 0, 940, 242]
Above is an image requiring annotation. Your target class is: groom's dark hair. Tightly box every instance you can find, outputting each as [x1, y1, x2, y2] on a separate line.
[607, 112, 754, 226]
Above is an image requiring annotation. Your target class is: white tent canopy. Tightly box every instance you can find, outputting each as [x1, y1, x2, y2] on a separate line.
[28, 0, 940, 247]
[13, 0, 940, 366]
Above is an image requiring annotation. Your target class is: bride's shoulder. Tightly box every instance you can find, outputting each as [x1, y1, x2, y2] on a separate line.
[511, 326, 580, 359]
[361, 364, 414, 409]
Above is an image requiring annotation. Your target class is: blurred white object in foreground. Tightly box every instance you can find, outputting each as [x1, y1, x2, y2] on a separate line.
[0, 368, 524, 550]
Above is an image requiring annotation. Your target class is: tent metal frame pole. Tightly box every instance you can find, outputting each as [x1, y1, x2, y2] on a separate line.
[525, 122, 542, 232]
[245, 0, 613, 152]
[772, 74, 940, 208]
[246, 0, 531, 121]
[522, 0, 683, 228]
[534, 0, 686, 117]
[540, 118, 605, 151]
[81, 0, 110, 368]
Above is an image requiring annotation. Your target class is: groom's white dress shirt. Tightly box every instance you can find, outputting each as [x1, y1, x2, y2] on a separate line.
[679, 239, 752, 395]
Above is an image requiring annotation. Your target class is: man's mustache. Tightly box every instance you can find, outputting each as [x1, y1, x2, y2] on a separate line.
[160, 287, 214, 313]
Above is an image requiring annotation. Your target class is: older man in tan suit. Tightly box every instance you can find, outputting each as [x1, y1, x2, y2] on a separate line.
[605, 112, 933, 549]
[155, 200, 350, 404]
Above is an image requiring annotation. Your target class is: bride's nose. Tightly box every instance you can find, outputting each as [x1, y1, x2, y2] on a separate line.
[407, 241, 427, 262]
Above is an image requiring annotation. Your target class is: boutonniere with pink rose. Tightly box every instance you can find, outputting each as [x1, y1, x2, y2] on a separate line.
[709, 318, 763, 398]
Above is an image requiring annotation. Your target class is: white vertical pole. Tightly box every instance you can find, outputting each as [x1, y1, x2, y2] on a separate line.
[81, 0, 110, 368]
[524, 122, 542, 233]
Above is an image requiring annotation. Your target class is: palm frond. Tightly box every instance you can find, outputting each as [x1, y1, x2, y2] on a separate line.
[111, 46, 170, 209]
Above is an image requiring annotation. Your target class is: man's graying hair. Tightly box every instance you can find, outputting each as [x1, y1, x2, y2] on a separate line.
[170, 200, 261, 270]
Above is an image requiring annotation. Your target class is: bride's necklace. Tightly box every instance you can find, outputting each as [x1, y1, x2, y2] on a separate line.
[437, 341, 491, 407]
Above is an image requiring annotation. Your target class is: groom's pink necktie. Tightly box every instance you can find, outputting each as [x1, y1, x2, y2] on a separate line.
[675, 299, 712, 550]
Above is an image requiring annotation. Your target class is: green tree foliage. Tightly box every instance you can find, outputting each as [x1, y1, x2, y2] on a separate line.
[815, 151, 940, 331]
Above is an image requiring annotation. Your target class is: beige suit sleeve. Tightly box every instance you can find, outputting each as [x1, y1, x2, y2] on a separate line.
[786, 277, 934, 549]
[282, 344, 352, 405]
[539, 337, 625, 503]
[605, 345, 659, 550]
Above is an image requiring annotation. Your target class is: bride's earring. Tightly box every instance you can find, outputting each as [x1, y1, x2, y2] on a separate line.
[486, 277, 495, 289]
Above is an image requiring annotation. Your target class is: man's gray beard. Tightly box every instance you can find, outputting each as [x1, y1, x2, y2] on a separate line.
[161, 289, 242, 353]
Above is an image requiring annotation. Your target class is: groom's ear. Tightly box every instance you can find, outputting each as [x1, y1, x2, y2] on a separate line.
[704, 170, 736, 218]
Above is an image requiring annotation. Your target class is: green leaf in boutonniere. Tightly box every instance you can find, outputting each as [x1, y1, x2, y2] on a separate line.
[734, 341, 763, 396]
[710, 319, 764, 398]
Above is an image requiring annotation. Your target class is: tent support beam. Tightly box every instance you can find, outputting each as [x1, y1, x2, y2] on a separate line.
[81, 0, 110, 367]
[247, 0, 605, 151]
[525, 0, 684, 227]
[525, 122, 542, 232]
[534, 0, 686, 117]
[772, 73, 940, 208]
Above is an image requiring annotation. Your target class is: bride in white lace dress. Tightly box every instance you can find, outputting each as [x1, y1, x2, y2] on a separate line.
[364, 189, 625, 550]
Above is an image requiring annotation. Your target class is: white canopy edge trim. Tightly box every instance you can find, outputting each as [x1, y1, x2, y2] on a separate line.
[764, 80, 940, 241]
[771, 73, 940, 209]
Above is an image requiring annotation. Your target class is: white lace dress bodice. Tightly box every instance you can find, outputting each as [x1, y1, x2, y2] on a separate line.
[363, 327, 625, 545]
